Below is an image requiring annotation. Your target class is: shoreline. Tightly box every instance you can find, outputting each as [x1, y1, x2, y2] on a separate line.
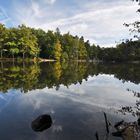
[39, 58, 56, 62]
[0, 58, 139, 63]
[0, 58, 56, 62]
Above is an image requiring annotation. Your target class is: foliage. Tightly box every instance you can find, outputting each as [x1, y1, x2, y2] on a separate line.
[0, 24, 8, 58]
[18, 25, 40, 58]
[0, 22, 140, 62]
[0, 24, 40, 60]
[53, 39, 62, 60]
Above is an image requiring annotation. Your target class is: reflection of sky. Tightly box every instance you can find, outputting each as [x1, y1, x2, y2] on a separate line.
[0, 74, 139, 114]
[39, 74, 140, 109]
[0, 74, 139, 140]
[0, 89, 22, 112]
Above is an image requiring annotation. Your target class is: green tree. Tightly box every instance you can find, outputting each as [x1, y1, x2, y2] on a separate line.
[6, 28, 19, 60]
[18, 25, 40, 59]
[78, 36, 87, 59]
[8, 43, 19, 60]
[61, 52, 69, 62]
[32, 29, 56, 59]
[0, 24, 7, 59]
[53, 39, 62, 61]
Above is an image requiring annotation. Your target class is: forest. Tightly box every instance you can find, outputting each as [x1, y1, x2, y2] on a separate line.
[0, 23, 140, 62]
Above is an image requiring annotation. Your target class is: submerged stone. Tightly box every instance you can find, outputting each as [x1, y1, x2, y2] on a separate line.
[31, 114, 52, 132]
[113, 118, 140, 140]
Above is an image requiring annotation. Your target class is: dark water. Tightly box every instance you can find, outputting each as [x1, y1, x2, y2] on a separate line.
[0, 62, 140, 140]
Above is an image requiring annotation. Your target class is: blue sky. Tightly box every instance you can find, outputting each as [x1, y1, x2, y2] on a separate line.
[0, 0, 139, 47]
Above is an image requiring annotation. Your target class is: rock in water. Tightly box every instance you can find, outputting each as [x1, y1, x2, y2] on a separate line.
[31, 114, 52, 132]
[138, 118, 140, 126]
[113, 119, 140, 140]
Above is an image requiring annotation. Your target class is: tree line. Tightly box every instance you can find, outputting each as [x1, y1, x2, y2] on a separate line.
[0, 24, 94, 61]
[0, 23, 140, 62]
[97, 40, 140, 62]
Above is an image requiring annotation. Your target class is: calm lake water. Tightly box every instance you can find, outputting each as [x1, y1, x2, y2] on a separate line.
[0, 62, 140, 140]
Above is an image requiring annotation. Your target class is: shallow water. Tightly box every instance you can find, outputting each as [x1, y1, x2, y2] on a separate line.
[0, 62, 139, 140]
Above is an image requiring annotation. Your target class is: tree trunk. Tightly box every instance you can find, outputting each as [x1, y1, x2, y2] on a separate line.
[13, 54, 14, 61]
[1, 61, 3, 69]
[0, 50, 3, 59]
[12, 54, 15, 65]
[23, 52, 25, 59]
[23, 61, 25, 70]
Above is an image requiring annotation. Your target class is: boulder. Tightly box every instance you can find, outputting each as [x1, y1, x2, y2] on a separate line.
[31, 114, 52, 132]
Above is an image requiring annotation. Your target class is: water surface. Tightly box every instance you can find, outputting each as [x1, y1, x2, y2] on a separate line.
[0, 62, 140, 140]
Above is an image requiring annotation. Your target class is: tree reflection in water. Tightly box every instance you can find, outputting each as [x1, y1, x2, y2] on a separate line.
[117, 89, 140, 117]
[0, 62, 140, 93]
[0, 61, 140, 140]
[113, 88, 140, 140]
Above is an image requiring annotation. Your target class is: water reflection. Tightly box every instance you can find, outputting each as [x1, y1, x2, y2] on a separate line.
[31, 114, 52, 132]
[0, 62, 140, 140]
[117, 89, 140, 118]
[0, 62, 140, 93]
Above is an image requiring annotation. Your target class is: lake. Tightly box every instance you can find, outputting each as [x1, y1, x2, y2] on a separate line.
[0, 62, 140, 140]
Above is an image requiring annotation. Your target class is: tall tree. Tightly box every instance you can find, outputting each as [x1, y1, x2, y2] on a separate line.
[78, 36, 87, 59]
[53, 39, 62, 61]
[6, 28, 19, 60]
[0, 24, 7, 59]
[18, 25, 40, 59]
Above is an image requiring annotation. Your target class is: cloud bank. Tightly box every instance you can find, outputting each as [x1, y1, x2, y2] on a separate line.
[0, 0, 139, 47]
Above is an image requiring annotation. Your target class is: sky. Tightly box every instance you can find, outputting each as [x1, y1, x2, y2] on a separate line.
[0, 0, 139, 47]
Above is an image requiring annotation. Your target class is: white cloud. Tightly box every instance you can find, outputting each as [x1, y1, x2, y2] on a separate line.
[46, 0, 56, 5]
[31, 1, 41, 17]
[11, 0, 140, 46]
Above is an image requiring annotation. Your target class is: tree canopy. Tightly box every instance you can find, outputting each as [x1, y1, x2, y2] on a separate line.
[0, 22, 139, 62]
